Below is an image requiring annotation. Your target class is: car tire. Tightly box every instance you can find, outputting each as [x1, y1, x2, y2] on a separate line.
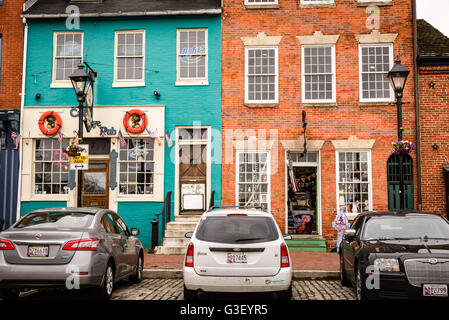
[340, 253, 351, 287]
[277, 285, 293, 300]
[96, 262, 115, 300]
[129, 254, 143, 284]
[355, 266, 367, 301]
[183, 286, 198, 301]
[0, 289, 20, 301]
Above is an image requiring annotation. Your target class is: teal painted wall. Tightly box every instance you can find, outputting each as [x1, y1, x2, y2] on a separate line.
[20, 201, 67, 217]
[23, 15, 222, 248]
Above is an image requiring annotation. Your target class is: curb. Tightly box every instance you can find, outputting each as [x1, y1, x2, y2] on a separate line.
[143, 269, 339, 280]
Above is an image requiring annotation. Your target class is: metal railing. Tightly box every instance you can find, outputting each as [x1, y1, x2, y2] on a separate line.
[209, 190, 215, 209]
[149, 191, 172, 252]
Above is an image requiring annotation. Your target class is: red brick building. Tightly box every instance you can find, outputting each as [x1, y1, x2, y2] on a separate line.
[221, 0, 418, 250]
[417, 19, 449, 217]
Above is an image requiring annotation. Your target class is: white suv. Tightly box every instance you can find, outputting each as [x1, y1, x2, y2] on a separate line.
[183, 207, 293, 300]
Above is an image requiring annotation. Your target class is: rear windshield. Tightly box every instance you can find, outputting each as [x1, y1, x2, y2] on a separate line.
[195, 216, 279, 244]
[14, 212, 94, 229]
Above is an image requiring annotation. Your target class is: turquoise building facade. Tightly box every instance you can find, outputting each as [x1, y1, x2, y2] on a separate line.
[20, 11, 222, 247]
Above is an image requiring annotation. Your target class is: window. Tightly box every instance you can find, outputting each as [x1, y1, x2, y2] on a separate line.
[236, 151, 270, 210]
[52, 32, 83, 86]
[302, 45, 336, 103]
[114, 214, 130, 236]
[101, 214, 118, 234]
[34, 139, 70, 195]
[119, 138, 154, 195]
[177, 29, 208, 85]
[337, 151, 372, 214]
[359, 44, 393, 102]
[114, 30, 145, 87]
[245, 47, 278, 104]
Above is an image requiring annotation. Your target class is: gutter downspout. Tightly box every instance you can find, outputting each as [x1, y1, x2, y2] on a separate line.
[412, 0, 423, 211]
[16, 17, 28, 221]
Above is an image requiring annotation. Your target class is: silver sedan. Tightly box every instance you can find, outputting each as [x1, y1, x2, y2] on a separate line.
[0, 208, 144, 300]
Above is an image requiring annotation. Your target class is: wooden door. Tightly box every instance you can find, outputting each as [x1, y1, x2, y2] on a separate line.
[82, 160, 109, 209]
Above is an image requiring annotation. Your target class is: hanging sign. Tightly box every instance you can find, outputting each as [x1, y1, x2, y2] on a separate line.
[70, 144, 89, 170]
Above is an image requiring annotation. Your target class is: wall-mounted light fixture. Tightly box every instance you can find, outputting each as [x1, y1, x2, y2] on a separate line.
[154, 90, 160, 100]
[35, 93, 41, 100]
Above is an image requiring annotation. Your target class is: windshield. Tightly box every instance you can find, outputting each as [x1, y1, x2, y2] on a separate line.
[15, 211, 94, 229]
[195, 216, 279, 244]
[362, 215, 449, 240]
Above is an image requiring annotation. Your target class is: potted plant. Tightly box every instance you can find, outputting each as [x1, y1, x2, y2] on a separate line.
[62, 144, 86, 157]
[392, 140, 415, 155]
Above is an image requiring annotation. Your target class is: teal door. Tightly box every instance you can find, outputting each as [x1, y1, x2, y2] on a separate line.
[387, 154, 414, 210]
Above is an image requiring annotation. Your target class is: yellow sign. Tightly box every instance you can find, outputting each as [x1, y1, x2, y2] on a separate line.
[70, 144, 89, 170]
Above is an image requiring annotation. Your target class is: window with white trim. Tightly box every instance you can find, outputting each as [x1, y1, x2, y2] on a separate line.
[114, 30, 145, 85]
[337, 151, 371, 214]
[119, 138, 154, 195]
[245, 47, 278, 103]
[359, 44, 393, 102]
[53, 32, 83, 83]
[237, 151, 270, 210]
[245, 0, 278, 4]
[302, 45, 336, 102]
[34, 139, 70, 195]
[177, 29, 208, 85]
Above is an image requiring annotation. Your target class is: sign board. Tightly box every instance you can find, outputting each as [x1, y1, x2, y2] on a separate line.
[70, 144, 89, 170]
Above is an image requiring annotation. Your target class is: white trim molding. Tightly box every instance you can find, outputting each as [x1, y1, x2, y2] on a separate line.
[281, 137, 325, 151]
[355, 29, 398, 44]
[241, 32, 283, 47]
[297, 31, 340, 45]
[331, 135, 376, 150]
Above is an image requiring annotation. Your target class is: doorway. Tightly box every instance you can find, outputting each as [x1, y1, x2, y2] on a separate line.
[387, 154, 414, 210]
[82, 160, 109, 209]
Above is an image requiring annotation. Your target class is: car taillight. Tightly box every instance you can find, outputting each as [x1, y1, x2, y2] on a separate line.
[63, 238, 100, 251]
[281, 243, 290, 268]
[185, 242, 194, 267]
[0, 239, 15, 250]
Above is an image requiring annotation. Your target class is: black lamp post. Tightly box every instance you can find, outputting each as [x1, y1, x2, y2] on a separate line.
[388, 58, 410, 210]
[69, 63, 93, 207]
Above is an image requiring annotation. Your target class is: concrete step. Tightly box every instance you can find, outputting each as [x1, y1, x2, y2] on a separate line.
[164, 229, 192, 238]
[155, 245, 187, 255]
[173, 215, 202, 223]
[286, 238, 327, 253]
[162, 237, 190, 247]
[165, 221, 198, 231]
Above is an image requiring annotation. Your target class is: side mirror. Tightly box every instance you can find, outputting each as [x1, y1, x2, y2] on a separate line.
[0, 218, 4, 232]
[283, 234, 292, 240]
[131, 228, 140, 236]
[344, 229, 357, 240]
[185, 232, 193, 239]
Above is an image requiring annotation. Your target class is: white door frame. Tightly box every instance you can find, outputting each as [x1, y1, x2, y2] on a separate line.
[284, 150, 322, 235]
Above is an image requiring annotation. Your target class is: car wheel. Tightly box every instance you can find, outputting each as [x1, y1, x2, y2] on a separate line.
[0, 289, 20, 301]
[96, 262, 115, 300]
[183, 286, 198, 301]
[129, 254, 143, 284]
[340, 253, 350, 287]
[355, 267, 367, 300]
[277, 285, 292, 300]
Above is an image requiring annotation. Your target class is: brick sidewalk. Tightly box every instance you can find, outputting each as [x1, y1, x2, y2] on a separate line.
[144, 251, 339, 271]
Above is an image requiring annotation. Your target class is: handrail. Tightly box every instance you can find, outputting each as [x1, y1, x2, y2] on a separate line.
[153, 191, 172, 248]
[209, 190, 215, 210]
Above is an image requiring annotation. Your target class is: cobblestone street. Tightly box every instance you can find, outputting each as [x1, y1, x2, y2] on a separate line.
[17, 279, 355, 300]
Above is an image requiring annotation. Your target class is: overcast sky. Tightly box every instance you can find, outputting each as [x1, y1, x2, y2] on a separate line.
[417, 0, 449, 37]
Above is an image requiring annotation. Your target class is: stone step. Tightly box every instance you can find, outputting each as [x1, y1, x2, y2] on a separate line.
[162, 237, 190, 247]
[164, 229, 192, 238]
[155, 245, 187, 255]
[173, 215, 202, 223]
[165, 221, 198, 231]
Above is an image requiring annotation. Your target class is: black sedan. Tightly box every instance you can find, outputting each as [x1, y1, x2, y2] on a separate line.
[340, 211, 449, 300]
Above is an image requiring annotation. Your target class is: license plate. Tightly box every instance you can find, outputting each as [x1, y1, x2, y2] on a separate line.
[227, 252, 247, 264]
[423, 284, 448, 297]
[28, 245, 49, 257]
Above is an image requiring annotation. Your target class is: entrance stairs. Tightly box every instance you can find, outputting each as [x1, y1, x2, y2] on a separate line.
[285, 235, 327, 252]
[154, 215, 202, 255]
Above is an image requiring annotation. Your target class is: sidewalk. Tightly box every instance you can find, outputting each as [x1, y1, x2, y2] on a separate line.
[143, 251, 340, 280]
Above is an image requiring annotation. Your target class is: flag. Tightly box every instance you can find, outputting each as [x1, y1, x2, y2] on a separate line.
[148, 128, 162, 146]
[288, 159, 297, 192]
[118, 130, 126, 147]
[11, 131, 17, 142]
[75, 132, 79, 145]
[57, 130, 63, 144]
[10, 131, 21, 149]
[165, 130, 173, 148]
[15, 134, 21, 149]
[100, 130, 106, 138]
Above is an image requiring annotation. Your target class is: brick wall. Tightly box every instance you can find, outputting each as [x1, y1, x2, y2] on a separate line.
[419, 65, 449, 216]
[221, 0, 417, 250]
[0, 0, 24, 110]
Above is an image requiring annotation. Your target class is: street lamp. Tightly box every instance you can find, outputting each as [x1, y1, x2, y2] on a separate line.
[388, 58, 410, 210]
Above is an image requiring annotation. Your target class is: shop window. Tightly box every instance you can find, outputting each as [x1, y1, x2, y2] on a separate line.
[337, 151, 372, 214]
[237, 151, 270, 210]
[114, 30, 145, 87]
[119, 138, 154, 195]
[52, 32, 83, 85]
[34, 139, 70, 195]
[177, 29, 208, 85]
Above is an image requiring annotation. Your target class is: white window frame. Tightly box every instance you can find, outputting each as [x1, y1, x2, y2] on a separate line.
[300, 0, 335, 6]
[51, 31, 84, 89]
[245, 0, 278, 5]
[335, 149, 373, 220]
[113, 30, 146, 88]
[301, 44, 336, 104]
[358, 0, 392, 3]
[359, 43, 394, 103]
[235, 150, 271, 211]
[244, 46, 279, 104]
[176, 28, 209, 86]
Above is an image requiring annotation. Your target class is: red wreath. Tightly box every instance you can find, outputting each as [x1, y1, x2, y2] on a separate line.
[123, 109, 148, 134]
[38, 111, 62, 136]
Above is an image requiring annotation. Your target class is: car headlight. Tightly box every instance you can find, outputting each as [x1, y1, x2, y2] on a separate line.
[374, 258, 400, 272]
